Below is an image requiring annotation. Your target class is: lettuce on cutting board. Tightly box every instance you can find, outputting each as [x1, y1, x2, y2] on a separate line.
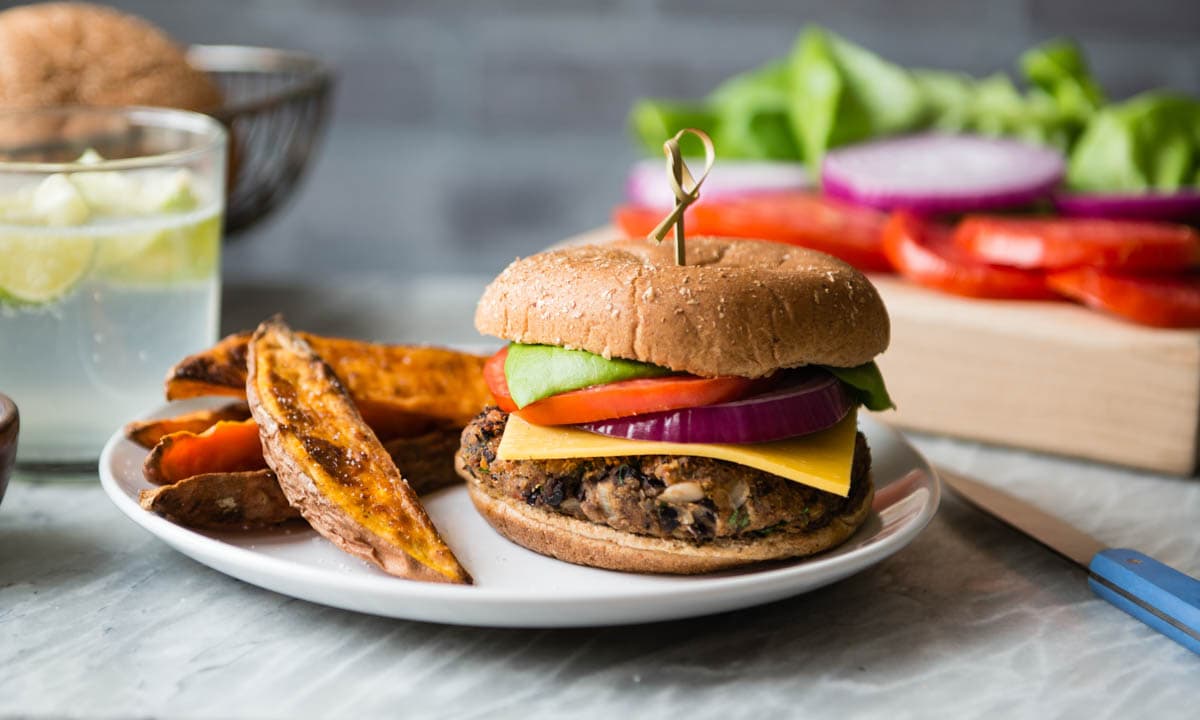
[1068, 93, 1200, 192]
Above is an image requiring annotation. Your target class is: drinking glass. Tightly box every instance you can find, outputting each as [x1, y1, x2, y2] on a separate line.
[0, 106, 226, 467]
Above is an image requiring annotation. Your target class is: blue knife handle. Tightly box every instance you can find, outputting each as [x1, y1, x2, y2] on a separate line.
[1088, 548, 1200, 655]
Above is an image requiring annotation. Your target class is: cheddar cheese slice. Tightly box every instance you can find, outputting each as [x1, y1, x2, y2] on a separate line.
[496, 407, 858, 497]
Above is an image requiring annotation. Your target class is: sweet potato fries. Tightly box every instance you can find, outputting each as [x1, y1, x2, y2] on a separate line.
[142, 419, 267, 485]
[246, 318, 471, 584]
[139, 470, 301, 530]
[165, 331, 491, 435]
[128, 322, 489, 584]
[125, 402, 250, 448]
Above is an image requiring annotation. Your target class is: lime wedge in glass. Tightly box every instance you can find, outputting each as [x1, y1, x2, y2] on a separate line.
[95, 214, 220, 285]
[82, 163, 211, 284]
[0, 172, 95, 305]
[0, 233, 95, 305]
[1, 151, 213, 298]
[92, 227, 161, 271]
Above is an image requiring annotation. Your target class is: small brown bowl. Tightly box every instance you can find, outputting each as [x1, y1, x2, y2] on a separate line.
[0, 393, 17, 506]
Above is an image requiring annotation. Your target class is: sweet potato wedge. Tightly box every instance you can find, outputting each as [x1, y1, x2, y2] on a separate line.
[138, 426, 466, 531]
[381, 425, 464, 497]
[166, 331, 491, 434]
[139, 469, 302, 530]
[163, 332, 251, 400]
[247, 317, 471, 584]
[124, 402, 251, 449]
[138, 423, 464, 494]
[143, 419, 267, 486]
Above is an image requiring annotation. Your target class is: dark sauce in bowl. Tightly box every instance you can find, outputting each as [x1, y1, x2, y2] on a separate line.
[0, 393, 18, 506]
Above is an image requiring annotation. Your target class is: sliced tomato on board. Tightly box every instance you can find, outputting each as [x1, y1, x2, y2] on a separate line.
[882, 211, 1057, 300]
[1047, 269, 1200, 328]
[954, 217, 1200, 271]
[483, 347, 756, 426]
[613, 192, 893, 272]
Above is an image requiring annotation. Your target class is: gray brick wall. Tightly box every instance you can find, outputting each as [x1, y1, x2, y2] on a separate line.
[4, 0, 1198, 281]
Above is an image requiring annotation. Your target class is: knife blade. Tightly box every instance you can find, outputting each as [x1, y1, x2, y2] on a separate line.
[940, 468, 1200, 655]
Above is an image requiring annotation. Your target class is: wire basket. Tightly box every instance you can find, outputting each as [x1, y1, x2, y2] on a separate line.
[188, 45, 334, 238]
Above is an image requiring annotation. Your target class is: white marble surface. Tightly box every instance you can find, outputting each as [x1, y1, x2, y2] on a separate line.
[2, 277, 1198, 719]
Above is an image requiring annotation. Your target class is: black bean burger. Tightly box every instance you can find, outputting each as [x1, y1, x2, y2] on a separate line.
[456, 236, 892, 574]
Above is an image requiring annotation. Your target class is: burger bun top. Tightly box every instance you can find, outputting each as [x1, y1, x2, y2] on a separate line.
[475, 237, 889, 378]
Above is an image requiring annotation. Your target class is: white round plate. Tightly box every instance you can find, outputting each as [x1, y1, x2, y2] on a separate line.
[101, 399, 939, 628]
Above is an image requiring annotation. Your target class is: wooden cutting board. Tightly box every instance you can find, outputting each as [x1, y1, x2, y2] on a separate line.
[566, 227, 1200, 475]
[870, 276, 1200, 475]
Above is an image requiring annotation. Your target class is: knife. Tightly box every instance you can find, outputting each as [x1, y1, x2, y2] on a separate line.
[940, 468, 1200, 655]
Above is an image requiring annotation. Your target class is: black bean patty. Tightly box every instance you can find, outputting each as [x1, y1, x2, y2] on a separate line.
[458, 408, 872, 544]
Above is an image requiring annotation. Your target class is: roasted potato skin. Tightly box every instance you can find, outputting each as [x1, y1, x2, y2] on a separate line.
[139, 470, 302, 530]
[166, 332, 491, 432]
[164, 332, 251, 400]
[247, 318, 471, 584]
[381, 425, 464, 496]
[143, 419, 267, 486]
[138, 425, 465, 530]
[125, 402, 251, 449]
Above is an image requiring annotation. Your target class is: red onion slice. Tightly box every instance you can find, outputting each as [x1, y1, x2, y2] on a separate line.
[822, 133, 1065, 214]
[1054, 191, 1200, 222]
[578, 369, 853, 444]
[626, 159, 810, 208]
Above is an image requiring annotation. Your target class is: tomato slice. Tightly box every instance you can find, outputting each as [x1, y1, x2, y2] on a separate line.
[483, 347, 520, 412]
[955, 217, 1200, 271]
[613, 192, 894, 272]
[1047, 269, 1200, 328]
[483, 347, 756, 425]
[882, 211, 1057, 300]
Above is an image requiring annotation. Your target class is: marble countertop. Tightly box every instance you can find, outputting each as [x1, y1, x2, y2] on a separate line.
[2, 277, 1197, 719]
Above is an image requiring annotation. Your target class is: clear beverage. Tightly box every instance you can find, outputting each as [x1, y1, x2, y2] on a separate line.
[0, 210, 221, 462]
[0, 107, 226, 466]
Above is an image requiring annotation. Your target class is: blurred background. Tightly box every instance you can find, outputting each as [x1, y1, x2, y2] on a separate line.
[36, 0, 1199, 283]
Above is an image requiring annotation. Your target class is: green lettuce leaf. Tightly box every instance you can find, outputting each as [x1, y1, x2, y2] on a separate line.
[913, 69, 975, 132]
[708, 61, 801, 160]
[787, 26, 927, 169]
[825, 361, 895, 412]
[1067, 92, 1200, 192]
[629, 63, 801, 161]
[963, 73, 1075, 150]
[1020, 39, 1105, 121]
[504, 343, 671, 409]
[623, 26, 1200, 196]
[629, 99, 719, 157]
